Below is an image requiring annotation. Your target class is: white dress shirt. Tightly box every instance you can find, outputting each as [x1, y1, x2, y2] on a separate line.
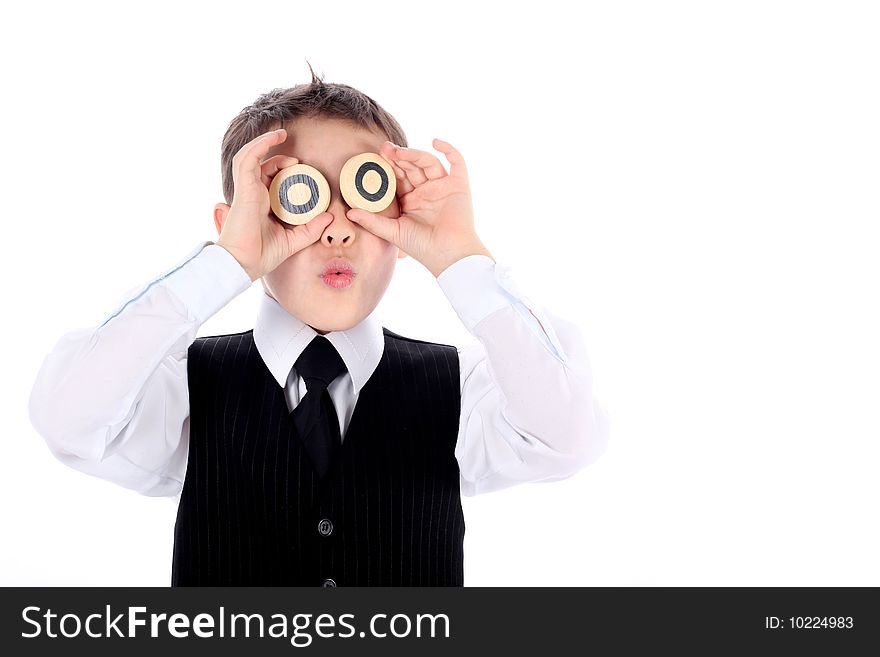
[29, 242, 609, 499]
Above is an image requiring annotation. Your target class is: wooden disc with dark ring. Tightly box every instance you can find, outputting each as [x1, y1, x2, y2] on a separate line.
[269, 163, 331, 225]
[339, 152, 397, 213]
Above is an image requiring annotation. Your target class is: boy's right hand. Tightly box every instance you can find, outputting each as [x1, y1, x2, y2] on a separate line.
[216, 128, 333, 281]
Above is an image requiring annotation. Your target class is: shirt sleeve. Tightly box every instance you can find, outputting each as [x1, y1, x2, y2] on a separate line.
[437, 255, 611, 497]
[28, 241, 252, 497]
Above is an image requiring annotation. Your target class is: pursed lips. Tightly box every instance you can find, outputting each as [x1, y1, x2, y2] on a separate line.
[320, 258, 355, 277]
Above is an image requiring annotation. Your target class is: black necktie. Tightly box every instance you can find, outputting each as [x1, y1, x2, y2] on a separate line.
[291, 336, 347, 479]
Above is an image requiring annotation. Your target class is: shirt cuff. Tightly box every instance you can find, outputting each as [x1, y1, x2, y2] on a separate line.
[437, 254, 569, 362]
[162, 241, 253, 325]
[436, 255, 514, 332]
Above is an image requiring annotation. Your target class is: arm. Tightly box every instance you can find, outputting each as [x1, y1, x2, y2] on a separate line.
[340, 138, 609, 494]
[438, 255, 610, 497]
[28, 242, 251, 497]
[29, 127, 327, 497]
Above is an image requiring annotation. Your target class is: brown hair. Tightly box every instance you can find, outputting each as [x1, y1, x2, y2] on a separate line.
[219, 61, 408, 205]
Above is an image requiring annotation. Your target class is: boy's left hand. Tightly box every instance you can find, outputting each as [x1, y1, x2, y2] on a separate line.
[346, 139, 493, 277]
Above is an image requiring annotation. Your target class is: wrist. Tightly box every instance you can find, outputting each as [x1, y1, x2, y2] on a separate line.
[215, 240, 261, 281]
[429, 243, 494, 278]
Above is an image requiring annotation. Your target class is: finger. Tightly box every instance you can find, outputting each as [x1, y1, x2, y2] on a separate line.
[389, 145, 448, 180]
[432, 138, 469, 180]
[232, 128, 288, 186]
[396, 159, 429, 188]
[380, 141, 430, 188]
[410, 177, 455, 204]
[379, 142, 416, 195]
[260, 154, 299, 189]
[284, 212, 334, 253]
[345, 208, 402, 246]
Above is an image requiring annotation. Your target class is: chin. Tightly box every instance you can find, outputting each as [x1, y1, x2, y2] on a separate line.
[307, 312, 361, 334]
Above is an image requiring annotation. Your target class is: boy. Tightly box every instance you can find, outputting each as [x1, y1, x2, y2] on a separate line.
[29, 70, 608, 586]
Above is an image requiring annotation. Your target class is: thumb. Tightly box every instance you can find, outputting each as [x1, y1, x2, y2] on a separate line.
[285, 213, 333, 255]
[347, 209, 400, 246]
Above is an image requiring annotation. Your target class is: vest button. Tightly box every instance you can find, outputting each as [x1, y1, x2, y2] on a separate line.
[321, 578, 337, 587]
[317, 518, 334, 537]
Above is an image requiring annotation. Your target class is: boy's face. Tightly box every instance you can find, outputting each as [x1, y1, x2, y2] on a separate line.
[246, 116, 405, 333]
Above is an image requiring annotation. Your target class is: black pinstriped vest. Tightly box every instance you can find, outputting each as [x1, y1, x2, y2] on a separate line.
[171, 328, 465, 586]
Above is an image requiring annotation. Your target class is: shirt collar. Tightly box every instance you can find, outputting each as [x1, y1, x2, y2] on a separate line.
[253, 290, 385, 395]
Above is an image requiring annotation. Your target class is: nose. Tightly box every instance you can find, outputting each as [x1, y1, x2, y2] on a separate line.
[320, 192, 357, 247]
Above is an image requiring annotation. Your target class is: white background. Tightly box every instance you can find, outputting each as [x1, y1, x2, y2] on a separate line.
[2, 0, 878, 586]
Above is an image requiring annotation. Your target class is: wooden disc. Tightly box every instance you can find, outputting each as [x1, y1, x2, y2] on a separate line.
[339, 152, 397, 213]
[269, 163, 331, 225]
